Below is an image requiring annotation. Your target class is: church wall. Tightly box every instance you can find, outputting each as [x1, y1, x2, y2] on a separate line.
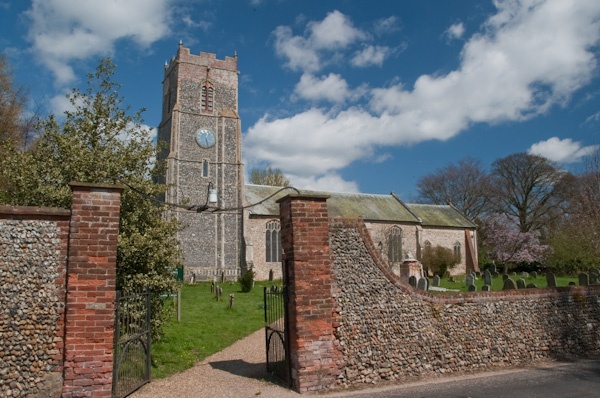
[420, 226, 468, 275]
[244, 215, 284, 281]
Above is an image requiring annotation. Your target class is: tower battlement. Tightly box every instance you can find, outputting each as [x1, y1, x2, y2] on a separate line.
[165, 43, 238, 76]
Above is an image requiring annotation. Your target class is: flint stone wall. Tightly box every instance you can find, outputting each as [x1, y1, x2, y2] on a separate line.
[330, 220, 600, 388]
[0, 211, 69, 398]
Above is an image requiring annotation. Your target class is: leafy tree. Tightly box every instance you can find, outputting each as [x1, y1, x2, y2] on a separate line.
[0, 58, 179, 337]
[480, 213, 552, 267]
[490, 153, 569, 234]
[546, 154, 600, 273]
[416, 157, 492, 221]
[249, 166, 290, 186]
[421, 245, 457, 277]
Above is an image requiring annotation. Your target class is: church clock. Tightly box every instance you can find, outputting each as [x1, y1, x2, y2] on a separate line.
[157, 43, 243, 281]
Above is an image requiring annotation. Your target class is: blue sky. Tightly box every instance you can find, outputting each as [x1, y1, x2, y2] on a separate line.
[1, 0, 600, 200]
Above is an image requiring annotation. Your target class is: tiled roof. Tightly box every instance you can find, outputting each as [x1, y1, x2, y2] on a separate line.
[244, 184, 475, 228]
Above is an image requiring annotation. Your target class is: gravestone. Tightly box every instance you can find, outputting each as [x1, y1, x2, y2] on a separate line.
[432, 275, 441, 287]
[526, 283, 537, 288]
[210, 281, 215, 293]
[502, 274, 509, 282]
[466, 274, 475, 287]
[493, 271, 500, 278]
[489, 264, 497, 274]
[468, 284, 477, 292]
[546, 272, 557, 288]
[590, 272, 599, 285]
[579, 273, 589, 286]
[484, 270, 492, 286]
[502, 278, 517, 290]
[590, 267, 600, 276]
[521, 272, 529, 279]
[482, 284, 491, 292]
[417, 277, 428, 291]
[517, 278, 526, 289]
[511, 272, 517, 277]
[408, 276, 417, 288]
[530, 271, 537, 279]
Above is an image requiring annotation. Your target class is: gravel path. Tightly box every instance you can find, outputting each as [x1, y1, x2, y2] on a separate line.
[130, 329, 301, 398]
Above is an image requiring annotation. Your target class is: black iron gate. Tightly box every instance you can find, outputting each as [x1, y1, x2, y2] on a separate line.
[112, 290, 151, 398]
[264, 285, 290, 385]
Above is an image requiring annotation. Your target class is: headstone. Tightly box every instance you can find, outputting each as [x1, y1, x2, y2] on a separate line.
[211, 281, 215, 293]
[417, 277, 428, 291]
[590, 267, 600, 276]
[502, 274, 509, 281]
[579, 273, 589, 286]
[468, 284, 477, 292]
[432, 275, 441, 287]
[489, 264, 497, 274]
[546, 272, 557, 288]
[530, 271, 537, 279]
[502, 278, 517, 290]
[517, 278, 526, 289]
[229, 293, 235, 308]
[483, 270, 492, 286]
[221, 271, 225, 284]
[511, 272, 517, 277]
[493, 271, 500, 278]
[526, 283, 537, 288]
[466, 273, 475, 287]
[590, 272, 599, 285]
[521, 272, 529, 279]
[482, 284, 491, 291]
[408, 275, 417, 288]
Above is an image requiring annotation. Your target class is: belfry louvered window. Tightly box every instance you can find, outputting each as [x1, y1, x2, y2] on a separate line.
[201, 84, 214, 111]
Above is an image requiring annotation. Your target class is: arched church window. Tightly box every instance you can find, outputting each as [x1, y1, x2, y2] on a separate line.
[265, 220, 282, 263]
[454, 242, 462, 263]
[387, 226, 403, 263]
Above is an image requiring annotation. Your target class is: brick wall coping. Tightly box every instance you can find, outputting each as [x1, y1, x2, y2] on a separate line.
[276, 193, 330, 203]
[69, 181, 125, 192]
[333, 217, 600, 305]
[0, 205, 71, 218]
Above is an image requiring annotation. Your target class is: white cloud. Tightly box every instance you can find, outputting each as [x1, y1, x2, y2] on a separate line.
[289, 173, 360, 193]
[351, 45, 392, 68]
[248, 0, 600, 191]
[445, 22, 465, 40]
[374, 16, 400, 36]
[528, 137, 598, 163]
[294, 73, 352, 103]
[25, 0, 172, 86]
[273, 10, 367, 73]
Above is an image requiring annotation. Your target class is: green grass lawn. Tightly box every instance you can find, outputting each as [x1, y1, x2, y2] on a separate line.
[438, 273, 577, 292]
[150, 280, 278, 379]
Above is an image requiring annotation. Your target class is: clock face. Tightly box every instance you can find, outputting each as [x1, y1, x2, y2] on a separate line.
[195, 129, 216, 148]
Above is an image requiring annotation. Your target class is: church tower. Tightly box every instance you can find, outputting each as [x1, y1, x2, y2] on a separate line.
[158, 44, 243, 281]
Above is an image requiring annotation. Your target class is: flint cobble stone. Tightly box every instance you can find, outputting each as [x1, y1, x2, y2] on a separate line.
[0, 220, 64, 397]
[330, 223, 600, 389]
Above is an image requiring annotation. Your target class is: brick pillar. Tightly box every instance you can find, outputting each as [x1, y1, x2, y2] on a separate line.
[277, 194, 338, 393]
[62, 182, 123, 398]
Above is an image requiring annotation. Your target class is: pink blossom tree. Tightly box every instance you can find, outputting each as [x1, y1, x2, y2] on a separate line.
[481, 213, 553, 266]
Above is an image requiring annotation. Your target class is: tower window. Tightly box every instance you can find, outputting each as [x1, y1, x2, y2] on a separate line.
[265, 220, 282, 263]
[387, 226, 403, 263]
[202, 159, 209, 177]
[201, 84, 214, 112]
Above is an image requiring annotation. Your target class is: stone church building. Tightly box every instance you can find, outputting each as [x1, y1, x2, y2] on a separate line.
[158, 45, 478, 282]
